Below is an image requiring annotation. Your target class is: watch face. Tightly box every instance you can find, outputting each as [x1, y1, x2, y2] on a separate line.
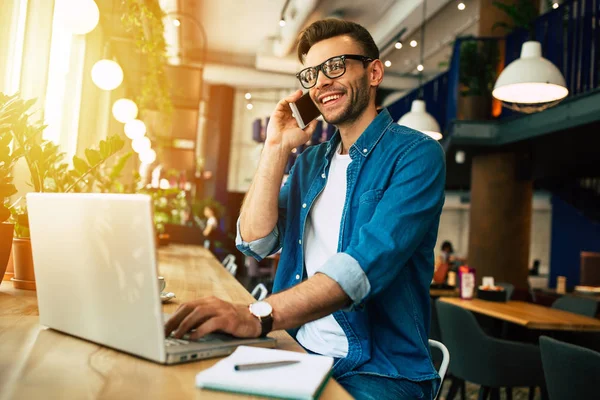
[250, 301, 273, 318]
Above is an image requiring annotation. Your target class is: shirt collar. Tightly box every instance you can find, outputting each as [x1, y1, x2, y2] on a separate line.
[325, 108, 393, 158]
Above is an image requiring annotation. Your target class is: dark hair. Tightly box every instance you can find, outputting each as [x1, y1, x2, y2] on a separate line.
[297, 19, 380, 63]
[441, 241, 454, 253]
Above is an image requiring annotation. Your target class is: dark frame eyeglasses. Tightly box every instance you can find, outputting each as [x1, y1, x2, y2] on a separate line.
[296, 54, 374, 89]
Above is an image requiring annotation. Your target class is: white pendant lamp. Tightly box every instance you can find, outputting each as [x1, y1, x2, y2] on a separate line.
[398, 100, 443, 140]
[60, 0, 100, 35]
[91, 59, 123, 91]
[492, 41, 568, 113]
[132, 136, 151, 154]
[124, 119, 147, 140]
[112, 99, 138, 123]
[396, 0, 443, 141]
[139, 148, 157, 165]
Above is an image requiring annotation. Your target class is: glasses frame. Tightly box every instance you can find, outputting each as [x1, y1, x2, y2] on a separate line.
[296, 54, 374, 89]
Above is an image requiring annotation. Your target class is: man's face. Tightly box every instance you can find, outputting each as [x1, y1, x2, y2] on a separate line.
[304, 35, 372, 126]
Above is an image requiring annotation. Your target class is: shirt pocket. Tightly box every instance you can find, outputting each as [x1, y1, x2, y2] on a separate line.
[354, 189, 385, 226]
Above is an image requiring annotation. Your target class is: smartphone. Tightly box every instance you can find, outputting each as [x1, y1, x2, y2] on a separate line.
[289, 92, 321, 129]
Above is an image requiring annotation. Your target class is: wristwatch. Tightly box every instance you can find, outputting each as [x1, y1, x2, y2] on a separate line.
[248, 301, 273, 337]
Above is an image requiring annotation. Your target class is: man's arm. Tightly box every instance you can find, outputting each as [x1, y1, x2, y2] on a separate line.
[165, 273, 350, 339]
[239, 90, 316, 242]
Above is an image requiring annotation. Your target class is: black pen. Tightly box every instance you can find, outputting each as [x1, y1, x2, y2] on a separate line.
[234, 360, 300, 371]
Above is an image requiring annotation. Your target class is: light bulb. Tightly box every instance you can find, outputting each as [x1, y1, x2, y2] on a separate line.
[132, 137, 151, 154]
[112, 99, 138, 123]
[246, 103, 254, 110]
[279, 18, 286, 27]
[245, 92, 252, 100]
[91, 59, 123, 91]
[59, 0, 99, 35]
[124, 119, 147, 140]
[394, 41, 403, 50]
[139, 149, 157, 164]
[172, 18, 181, 27]
[410, 40, 418, 48]
[384, 60, 392, 67]
[552, 3, 559, 9]
[417, 64, 424, 72]
[458, 3, 466, 11]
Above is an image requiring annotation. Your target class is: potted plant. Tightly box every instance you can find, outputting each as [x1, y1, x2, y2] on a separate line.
[4, 93, 125, 290]
[0, 95, 20, 283]
[457, 38, 500, 120]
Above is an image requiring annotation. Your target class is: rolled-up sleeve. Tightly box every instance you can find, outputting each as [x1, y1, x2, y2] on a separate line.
[315, 252, 371, 307]
[235, 217, 280, 261]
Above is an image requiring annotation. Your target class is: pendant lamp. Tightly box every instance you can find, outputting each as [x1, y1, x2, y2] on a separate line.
[492, 41, 568, 113]
[397, 0, 442, 140]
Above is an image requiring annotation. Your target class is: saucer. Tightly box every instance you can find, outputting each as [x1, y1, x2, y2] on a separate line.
[160, 292, 176, 303]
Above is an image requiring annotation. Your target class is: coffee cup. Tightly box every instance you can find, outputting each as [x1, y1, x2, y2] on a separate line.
[158, 276, 166, 293]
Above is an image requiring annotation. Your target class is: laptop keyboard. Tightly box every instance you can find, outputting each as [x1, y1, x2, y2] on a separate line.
[165, 333, 215, 346]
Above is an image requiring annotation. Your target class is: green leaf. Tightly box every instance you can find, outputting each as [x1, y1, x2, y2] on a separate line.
[99, 140, 108, 158]
[72, 156, 89, 176]
[109, 152, 133, 180]
[85, 148, 102, 166]
[29, 143, 42, 162]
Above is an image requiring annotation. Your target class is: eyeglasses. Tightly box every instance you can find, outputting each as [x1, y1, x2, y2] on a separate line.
[296, 54, 374, 89]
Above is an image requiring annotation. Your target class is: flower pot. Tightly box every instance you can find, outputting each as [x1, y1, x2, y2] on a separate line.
[458, 95, 492, 121]
[11, 237, 36, 290]
[2, 251, 14, 282]
[0, 223, 14, 285]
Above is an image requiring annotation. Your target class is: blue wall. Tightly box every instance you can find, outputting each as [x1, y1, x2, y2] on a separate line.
[549, 196, 600, 288]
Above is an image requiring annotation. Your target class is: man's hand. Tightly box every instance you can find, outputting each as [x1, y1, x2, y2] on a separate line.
[164, 296, 261, 340]
[266, 90, 318, 152]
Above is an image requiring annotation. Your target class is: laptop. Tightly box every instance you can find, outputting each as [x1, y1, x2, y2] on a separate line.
[27, 193, 276, 364]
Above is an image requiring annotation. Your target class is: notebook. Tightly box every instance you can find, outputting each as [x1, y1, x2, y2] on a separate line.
[195, 346, 334, 400]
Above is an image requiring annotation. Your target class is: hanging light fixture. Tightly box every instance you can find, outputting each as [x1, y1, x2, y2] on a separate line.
[139, 148, 157, 164]
[60, 0, 100, 35]
[124, 119, 147, 140]
[92, 59, 123, 91]
[112, 98, 138, 123]
[132, 137, 151, 154]
[492, 41, 568, 113]
[397, 0, 442, 141]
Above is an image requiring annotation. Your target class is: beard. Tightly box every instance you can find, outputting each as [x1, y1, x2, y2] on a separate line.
[322, 74, 371, 126]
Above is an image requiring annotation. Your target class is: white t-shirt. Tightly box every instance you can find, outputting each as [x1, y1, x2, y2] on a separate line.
[296, 145, 351, 358]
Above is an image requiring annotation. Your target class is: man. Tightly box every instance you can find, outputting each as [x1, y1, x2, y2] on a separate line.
[165, 19, 446, 399]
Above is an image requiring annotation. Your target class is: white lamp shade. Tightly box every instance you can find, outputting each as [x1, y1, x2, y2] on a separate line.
[112, 99, 138, 123]
[492, 41, 568, 104]
[124, 119, 147, 140]
[91, 59, 124, 91]
[139, 148, 157, 164]
[59, 0, 99, 35]
[398, 100, 443, 140]
[132, 137, 151, 154]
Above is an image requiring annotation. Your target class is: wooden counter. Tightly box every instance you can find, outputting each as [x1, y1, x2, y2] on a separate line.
[439, 297, 600, 332]
[0, 244, 350, 400]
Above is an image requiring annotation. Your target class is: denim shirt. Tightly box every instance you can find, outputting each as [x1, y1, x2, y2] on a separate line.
[236, 109, 446, 382]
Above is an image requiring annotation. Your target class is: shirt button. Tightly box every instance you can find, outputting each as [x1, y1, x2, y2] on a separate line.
[363, 148, 368, 153]
[302, 203, 307, 208]
[321, 173, 326, 178]
[295, 274, 301, 280]
[298, 239, 302, 245]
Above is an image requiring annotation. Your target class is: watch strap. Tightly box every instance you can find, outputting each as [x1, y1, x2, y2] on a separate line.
[258, 314, 273, 337]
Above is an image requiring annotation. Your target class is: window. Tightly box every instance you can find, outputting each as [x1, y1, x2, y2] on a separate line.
[43, 0, 87, 159]
[1, 0, 28, 95]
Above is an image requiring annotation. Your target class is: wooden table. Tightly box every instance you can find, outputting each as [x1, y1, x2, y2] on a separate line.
[0, 244, 350, 400]
[430, 288, 460, 298]
[438, 297, 600, 332]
